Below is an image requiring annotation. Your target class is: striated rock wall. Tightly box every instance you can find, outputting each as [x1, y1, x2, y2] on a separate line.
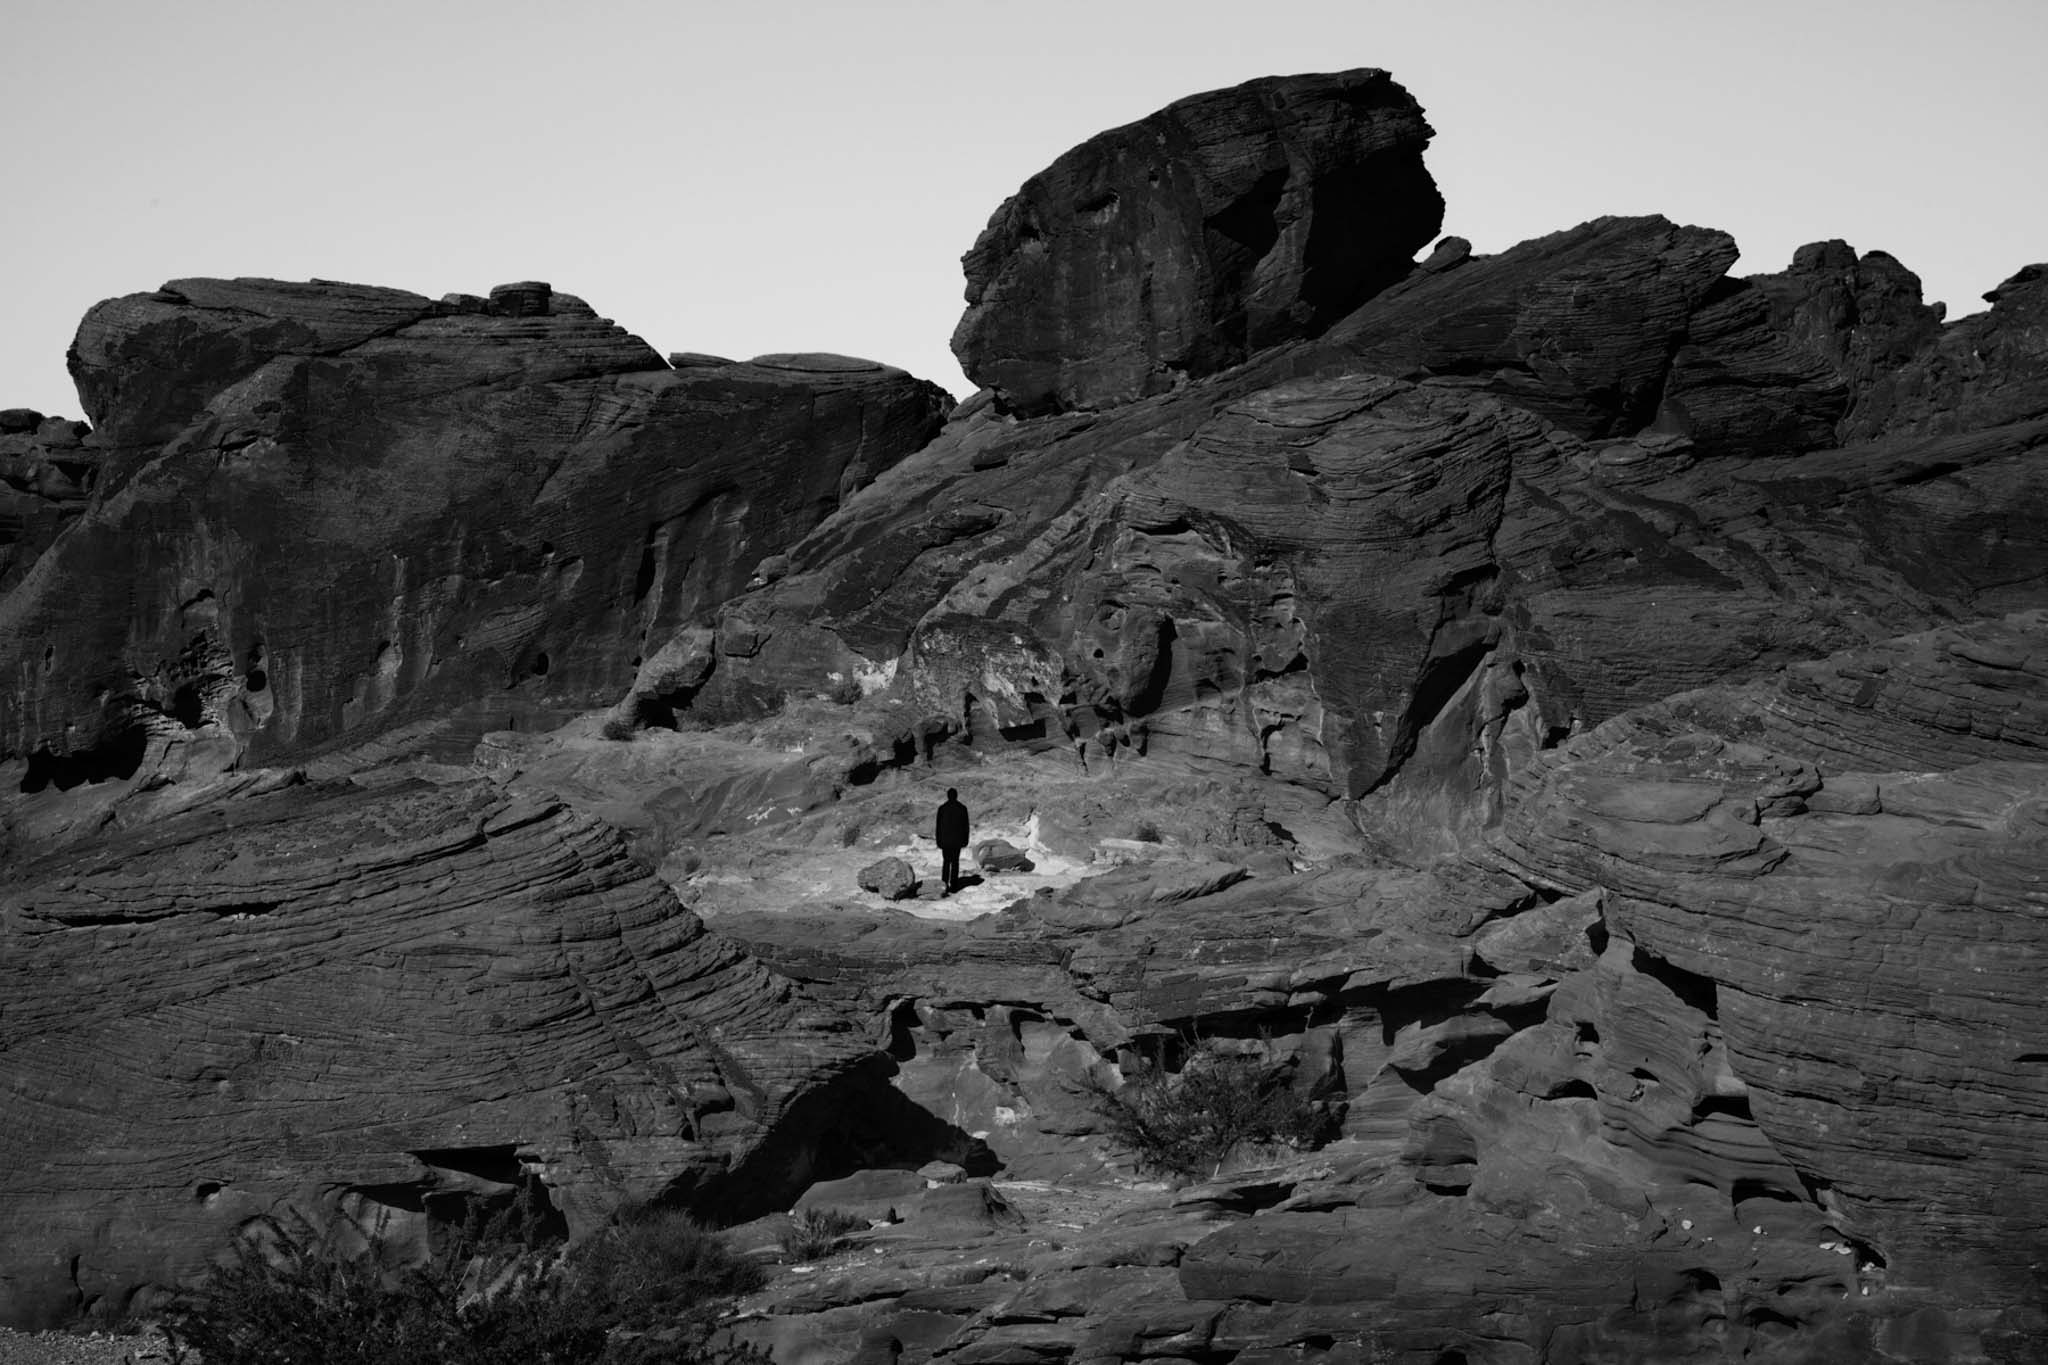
[720, 614, 2048, 1361]
[0, 777, 895, 1329]
[0, 278, 950, 780]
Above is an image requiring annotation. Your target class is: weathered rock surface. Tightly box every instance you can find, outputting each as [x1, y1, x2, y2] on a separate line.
[4, 61, 2047, 1365]
[954, 68, 1442, 414]
[0, 778, 900, 1329]
[661, 193, 2048, 844]
[715, 614, 2048, 1362]
[0, 277, 949, 798]
[0, 410, 100, 593]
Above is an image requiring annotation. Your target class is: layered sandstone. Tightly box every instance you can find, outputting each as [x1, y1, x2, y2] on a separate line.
[0, 777, 898, 1329]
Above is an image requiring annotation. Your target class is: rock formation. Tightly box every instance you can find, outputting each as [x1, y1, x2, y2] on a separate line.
[954, 68, 1443, 414]
[4, 64, 2046, 1363]
[0, 777, 937, 1328]
[1, 278, 949, 808]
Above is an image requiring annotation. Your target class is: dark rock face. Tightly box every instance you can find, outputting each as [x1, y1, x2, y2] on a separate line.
[953, 68, 1442, 414]
[0, 778, 894, 1329]
[0, 278, 949, 786]
[0, 410, 100, 594]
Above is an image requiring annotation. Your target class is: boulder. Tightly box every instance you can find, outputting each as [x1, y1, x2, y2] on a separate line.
[953, 68, 1442, 414]
[858, 855, 920, 901]
[971, 838, 1031, 874]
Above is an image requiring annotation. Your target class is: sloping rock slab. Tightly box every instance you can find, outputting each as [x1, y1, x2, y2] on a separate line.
[0, 779, 886, 1328]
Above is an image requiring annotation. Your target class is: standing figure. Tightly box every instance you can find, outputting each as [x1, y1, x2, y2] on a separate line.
[935, 787, 970, 895]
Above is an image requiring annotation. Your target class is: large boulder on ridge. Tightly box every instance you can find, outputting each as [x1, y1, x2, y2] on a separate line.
[953, 68, 1443, 414]
[0, 278, 950, 787]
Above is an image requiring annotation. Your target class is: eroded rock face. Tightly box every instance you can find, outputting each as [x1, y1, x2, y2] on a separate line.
[0, 278, 950, 783]
[0, 410, 99, 594]
[0, 777, 893, 1329]
[953, 68, 1443, 414]
[717, 615, 2048, 1362]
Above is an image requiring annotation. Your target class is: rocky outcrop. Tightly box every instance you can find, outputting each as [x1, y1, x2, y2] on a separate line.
[0, 409, 100, 593]
[5, 61, 2047, 1364]
[953, 68, 1442, 415]
[716, 614, 2048, 1362]
[0, 278, 950, 788]
[0, 777, 900, 1329]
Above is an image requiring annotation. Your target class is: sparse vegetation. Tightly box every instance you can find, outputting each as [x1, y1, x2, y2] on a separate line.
[158, 1199, 768, 1365]
[1082, 1038, 1332, 1178]
[778, 1207, 865, 1262]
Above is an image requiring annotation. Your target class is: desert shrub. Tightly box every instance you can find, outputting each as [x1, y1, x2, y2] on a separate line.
[1083, 1038, 1330, 1178]
[160, 1201, 766, 1365]
[778, 1207, 865, 1262]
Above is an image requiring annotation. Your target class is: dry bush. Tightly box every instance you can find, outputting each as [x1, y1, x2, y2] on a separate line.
[1082, 1038, 1332, 1178]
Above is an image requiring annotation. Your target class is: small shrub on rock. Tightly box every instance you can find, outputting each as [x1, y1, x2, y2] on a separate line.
[1083, 1039, 1331, 1178]
[779, 1207, 865, 1262]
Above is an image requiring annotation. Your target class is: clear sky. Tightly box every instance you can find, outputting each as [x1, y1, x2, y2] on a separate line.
[4, 0, 2043, 419]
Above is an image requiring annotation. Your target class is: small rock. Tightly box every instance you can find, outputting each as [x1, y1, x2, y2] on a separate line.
[919, 1160, 968, 1187]
[858, 856, 920, 901]
[973, 838, 1033, 874]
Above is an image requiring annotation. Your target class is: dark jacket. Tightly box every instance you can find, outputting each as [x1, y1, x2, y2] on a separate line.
[935, 797, 970, 850]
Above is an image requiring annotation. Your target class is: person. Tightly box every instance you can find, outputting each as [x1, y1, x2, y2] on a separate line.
[935, 787, 970, 895]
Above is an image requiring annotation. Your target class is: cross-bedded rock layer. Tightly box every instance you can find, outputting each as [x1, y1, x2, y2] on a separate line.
[1, 63, 2044, 1363]
[0, 777, 894, 1329]
[718, 614, 2048, 1362]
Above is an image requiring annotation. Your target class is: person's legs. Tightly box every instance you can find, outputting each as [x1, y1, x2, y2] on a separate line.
[941, 846, 960, 893]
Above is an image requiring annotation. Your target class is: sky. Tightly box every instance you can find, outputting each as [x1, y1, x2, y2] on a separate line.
[4, 0, 2044, 420]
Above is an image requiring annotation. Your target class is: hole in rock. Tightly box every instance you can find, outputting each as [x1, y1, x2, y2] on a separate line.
[1733, 1178, 1804, 1207]
[531, 651, 550, 677]
[193, 1181, 224, 1203]
[1575, 1021, 1601, 1046]
[1585, 920, 1610, 955]
[170, 683, 206, 729]
[633, 538, 658, 603]
[886, 1001, 921, 1061]
[1693, 1093, 1753, 1121]
[1549, 1079, 1598, 1101]
[245, 641, 267, 693]
[1432, 1352, 1469, 1365]
[1631, 945, 1719, 1019]
[409, 1145, 523, 1183]
[19, 727, 149, 793]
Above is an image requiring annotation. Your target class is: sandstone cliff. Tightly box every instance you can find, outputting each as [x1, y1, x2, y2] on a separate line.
[3, 65, 2045, 1364]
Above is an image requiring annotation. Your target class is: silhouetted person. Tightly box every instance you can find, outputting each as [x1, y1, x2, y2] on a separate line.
[935, 787, 970, 895]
